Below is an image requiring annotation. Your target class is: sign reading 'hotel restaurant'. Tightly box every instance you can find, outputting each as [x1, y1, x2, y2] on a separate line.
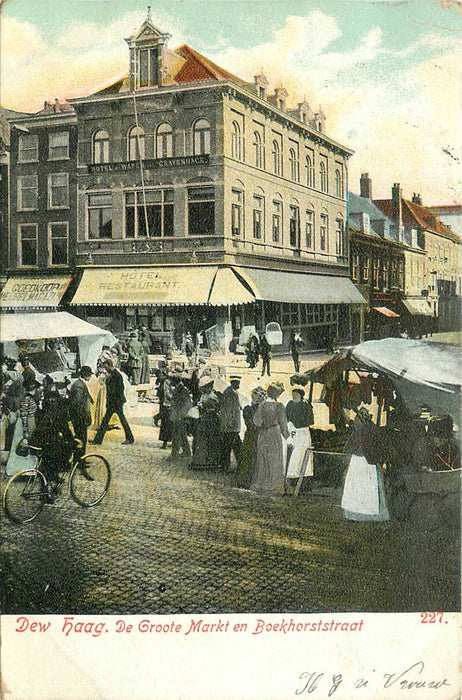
[88, 154, 210, 174]
[71, 266, 218, 306]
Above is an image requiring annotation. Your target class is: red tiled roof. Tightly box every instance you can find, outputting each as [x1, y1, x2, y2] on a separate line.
[428, 204, 462, 214]
[374, 198, 461, 243]
[174, 44, 249, 86]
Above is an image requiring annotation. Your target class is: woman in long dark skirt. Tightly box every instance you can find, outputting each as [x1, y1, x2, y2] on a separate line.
[189, 395, 221, 469]
[158, 375, 173, 448]
[234, 386, 266, 488]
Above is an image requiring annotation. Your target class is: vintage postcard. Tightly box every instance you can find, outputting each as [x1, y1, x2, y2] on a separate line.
[0, 0, 460, 698]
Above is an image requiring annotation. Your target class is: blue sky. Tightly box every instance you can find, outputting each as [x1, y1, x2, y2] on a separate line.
[1, 0, 461, 202]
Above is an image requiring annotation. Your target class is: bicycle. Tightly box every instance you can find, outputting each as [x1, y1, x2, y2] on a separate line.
[3, 443, 111, 524]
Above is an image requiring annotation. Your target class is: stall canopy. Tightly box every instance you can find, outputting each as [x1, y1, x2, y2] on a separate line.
[71, 266, 218, 306]
[0, 311, 115, 370]
[0, 275, 72, 309]
[293, 338, 461, 425]
[233, 267, 366, 305]
[402, 298, 433, 316]
[351, 339, 461, 424]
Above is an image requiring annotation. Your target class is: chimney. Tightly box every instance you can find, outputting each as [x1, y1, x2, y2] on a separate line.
[360, 172, 372, 199]
[412, 192, 422, 205]
[392, 183, 402, 225]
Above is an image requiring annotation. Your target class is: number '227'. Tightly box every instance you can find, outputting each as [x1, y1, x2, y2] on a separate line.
[420, 612, 444, 623]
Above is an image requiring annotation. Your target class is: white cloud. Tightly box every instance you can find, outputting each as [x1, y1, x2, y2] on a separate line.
[0, 10, 186, 110]
[1, 10, 459, 203]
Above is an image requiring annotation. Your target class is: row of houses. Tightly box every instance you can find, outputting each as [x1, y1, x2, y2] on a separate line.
[1, 14, 460, 351]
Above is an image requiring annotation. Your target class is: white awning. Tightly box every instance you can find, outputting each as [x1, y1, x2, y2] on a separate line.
[71, 266, 218, 306]
[402, 298, 434, 316]
[372, 306, 399, 318]
[233, 267, 366, 304]
[0, 311, 110, 342]
[0, 275, 72, 309]
[208, 268, 255, 306]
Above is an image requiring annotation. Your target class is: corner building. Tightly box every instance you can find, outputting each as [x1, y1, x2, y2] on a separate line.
[50, 17, 365, 348]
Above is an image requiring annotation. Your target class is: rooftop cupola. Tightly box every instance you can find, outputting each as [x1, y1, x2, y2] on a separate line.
[125, 7, 172, 90]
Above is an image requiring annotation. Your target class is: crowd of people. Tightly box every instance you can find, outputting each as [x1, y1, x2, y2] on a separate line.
[153, 360, 315, 495]
[244, 329, 305, 375]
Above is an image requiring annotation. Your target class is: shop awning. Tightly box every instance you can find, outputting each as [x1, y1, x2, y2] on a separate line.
[402, 298, 433, 316]
[208, 268, 255, 306]
[0, 311, 111, 342]
[0, 275, 72, 309]
[233, 267, 366, 304]
[372, 306, 399, 318]
[71, 266, 218, 306]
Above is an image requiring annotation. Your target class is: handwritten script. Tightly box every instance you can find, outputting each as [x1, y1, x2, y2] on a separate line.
[295, 662, 450, 696]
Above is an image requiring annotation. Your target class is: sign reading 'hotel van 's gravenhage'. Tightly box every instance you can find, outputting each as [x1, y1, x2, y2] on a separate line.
[88, 154, 211, 174]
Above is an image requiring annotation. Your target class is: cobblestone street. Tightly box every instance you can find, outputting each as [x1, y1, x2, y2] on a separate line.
[1, 362, 460, 614]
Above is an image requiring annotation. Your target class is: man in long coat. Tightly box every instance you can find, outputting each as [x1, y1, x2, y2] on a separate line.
[219, 376, 242, 471]
[91, 360, 134, 445]
[68, 365, 94, 456]
[126, 331, 143, 385]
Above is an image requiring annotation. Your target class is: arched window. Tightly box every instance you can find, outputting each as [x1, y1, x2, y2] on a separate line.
[289, 148, 299, 182]
[272, 140, 281, 176]
[320, 160, 327, 193]
[306, 155, 314, 188]
[127, 125, 145, 161]
[156, 123, 173, 158]
[92, 130, 109, 164]
[231, 121, 242, 160]
[193, 118, 211, 155]
[253, 131, 264, 169]
[335, 168, 343, 198]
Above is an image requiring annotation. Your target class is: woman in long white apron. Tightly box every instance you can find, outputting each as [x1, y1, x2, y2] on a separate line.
[285, 387, 314, 479]
[341, 408, 389, 522]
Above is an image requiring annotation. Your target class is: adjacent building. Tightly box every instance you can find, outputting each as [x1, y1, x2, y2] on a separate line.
[348, 178, 405, 339]
[2, 101, 77, 312]
[374, 187, 461, 333]
[3, 13, 365, 351]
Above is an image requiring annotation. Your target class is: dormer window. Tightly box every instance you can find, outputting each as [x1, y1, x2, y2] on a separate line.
[125, 15, 171, 91]
[137, 46, 158, 88]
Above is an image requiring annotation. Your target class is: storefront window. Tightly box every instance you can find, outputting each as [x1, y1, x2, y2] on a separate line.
[188, 186, 215, 235]
[125, 189, 174, 238]
[281, 302, 298, 326]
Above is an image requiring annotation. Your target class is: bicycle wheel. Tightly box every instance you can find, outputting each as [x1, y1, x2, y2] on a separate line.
[3, 470, 47, 524]
[69, 454, 111, 507]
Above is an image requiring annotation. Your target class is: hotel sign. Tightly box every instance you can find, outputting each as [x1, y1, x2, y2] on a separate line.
[88, 154, 210, 174]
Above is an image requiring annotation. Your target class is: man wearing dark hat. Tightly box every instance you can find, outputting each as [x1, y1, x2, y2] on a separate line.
[126, 330, 143, 385]
[68, 366, 94, 456]
[219, 375, 242, 471]
[91, 360, 135, 445]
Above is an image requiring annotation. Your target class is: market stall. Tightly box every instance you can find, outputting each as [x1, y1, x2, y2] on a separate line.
[291, 338, 461, 526]
[0, 311, 116, 372]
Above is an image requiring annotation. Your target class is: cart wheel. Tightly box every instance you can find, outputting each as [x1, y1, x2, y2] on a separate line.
[408, 494, 443, 532]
